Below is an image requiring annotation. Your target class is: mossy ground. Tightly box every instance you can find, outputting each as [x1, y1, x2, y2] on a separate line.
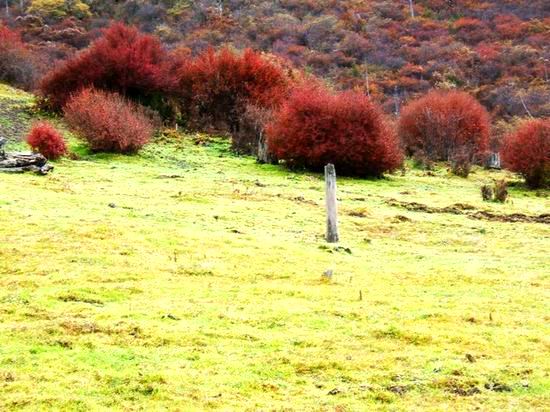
[0, 84, 549, 411]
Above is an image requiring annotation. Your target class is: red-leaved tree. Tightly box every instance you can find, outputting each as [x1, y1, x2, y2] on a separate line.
[501, 119, 549, 188]
[26, 122, 67, 160]
[63, 89, 154, 153]
[39, 22, 171, 110]
[266, 85, 403, 177]
[398, 90, 490, 162]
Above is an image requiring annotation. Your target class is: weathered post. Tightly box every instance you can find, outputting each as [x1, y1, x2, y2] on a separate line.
[487, 152, 501, 169]
[325, 163, 339, 243]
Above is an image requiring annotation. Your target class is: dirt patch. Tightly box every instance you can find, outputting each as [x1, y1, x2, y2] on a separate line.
[58, 294, 104, 306]
[450, 386, 481, 397]
[348, 207, 369, 218]
[60, 320, 101, 335]
[393, 215, 412, 223]
[470, 211, 550, 224]
[387, 385, 410, 395]
[387, 199, 549, 224]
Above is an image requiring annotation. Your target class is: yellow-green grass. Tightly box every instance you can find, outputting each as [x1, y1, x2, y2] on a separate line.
[0, 86, 549, 411]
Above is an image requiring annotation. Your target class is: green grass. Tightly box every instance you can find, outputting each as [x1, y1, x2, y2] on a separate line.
[0, 85, 549, 410]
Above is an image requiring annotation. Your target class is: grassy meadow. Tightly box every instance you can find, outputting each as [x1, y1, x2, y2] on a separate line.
[0, 84, 549, 410]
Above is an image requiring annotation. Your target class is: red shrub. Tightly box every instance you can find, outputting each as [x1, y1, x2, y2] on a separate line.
[39, 22, 171, 110]
[63, 89, 154, 153]
[26, 122, 67, 160]
[0, 25, 37, 89]
[452, 17, 492, 44]
[266, 85, 403, 177]
[175, 47, 291, 131]
[501, 119, 549, 188]
[398, 90, 490, 162]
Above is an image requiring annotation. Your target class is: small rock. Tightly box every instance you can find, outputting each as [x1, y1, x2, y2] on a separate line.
[485, 382, 512, 392]
[465, 354, 476, 363]
[108, 203, 116, 208]
[162, 314, 180, 320]
[323, 269, 333, 280]
[327, 388, 341, 395]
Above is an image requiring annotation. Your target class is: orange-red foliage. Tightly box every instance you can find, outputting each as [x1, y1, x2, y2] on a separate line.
[501, 119, 549, 188]
[266, 85, 403, 177]
[63, 89, 154, 153]
[398, 90, 490, 162]
[175, 48, 291, 130]
[26, 121, 67, 160]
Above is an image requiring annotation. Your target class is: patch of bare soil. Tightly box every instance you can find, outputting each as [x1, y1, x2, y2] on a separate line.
[387, 199, 549, 224]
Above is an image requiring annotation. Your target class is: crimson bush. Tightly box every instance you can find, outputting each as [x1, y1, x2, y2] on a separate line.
[266, 85, 403, 177]
[175, 47, 291, 131]
[501, 119, 549, 188]
[63, 89, 154, 153]
[26, 121, 67, 160]
[398, 90, 490, 163]
[39, 22, 171, 110]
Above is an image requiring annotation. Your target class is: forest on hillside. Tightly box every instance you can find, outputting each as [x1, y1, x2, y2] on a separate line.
[1, 0, 549, 125]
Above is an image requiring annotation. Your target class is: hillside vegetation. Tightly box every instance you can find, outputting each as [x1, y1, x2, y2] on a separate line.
[2, 0, 549, 121]
[0, 84, 549, 410]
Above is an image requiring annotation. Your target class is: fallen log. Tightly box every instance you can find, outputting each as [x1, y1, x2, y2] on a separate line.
[0, 152, 54, 175]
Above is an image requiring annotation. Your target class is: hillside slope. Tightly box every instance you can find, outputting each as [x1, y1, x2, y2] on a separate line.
[0, 83, 33, 144]
[0, 86, 548, 410]
[3, 0, 549, 121]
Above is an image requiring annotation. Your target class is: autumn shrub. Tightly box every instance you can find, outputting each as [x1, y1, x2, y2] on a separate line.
[63, 89, 154, 153]
[266, 85, 403, 177]
[26, 121, 67, 160]
[0, 25, 38, 89]
[398, 90, 490, 163]
[501, 119, 549, 188]
[175, 47, 291, 132]
[39, 22, 172, 110]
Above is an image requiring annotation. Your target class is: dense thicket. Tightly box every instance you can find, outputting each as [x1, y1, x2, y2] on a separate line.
[266, 86, 403, 177]
[501, 119, 549, 188]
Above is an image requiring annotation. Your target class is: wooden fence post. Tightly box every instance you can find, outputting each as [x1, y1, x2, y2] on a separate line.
[325, 163, 339, 243]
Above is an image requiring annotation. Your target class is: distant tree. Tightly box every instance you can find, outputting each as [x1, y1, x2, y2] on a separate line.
[408, 0, 415, 18]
